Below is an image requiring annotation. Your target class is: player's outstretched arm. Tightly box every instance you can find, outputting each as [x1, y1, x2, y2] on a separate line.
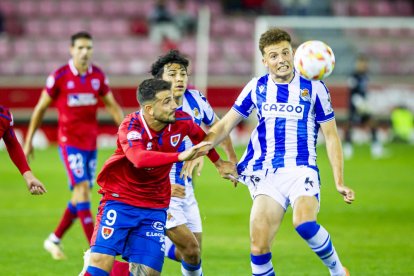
[24, 90, 53, 160]
[23, 171, 47, 195]
[178, 141, 212, 161]
[180, 156, 204, 179]
[321, 119, 355, 204]
[213, 159, 239, 186]
[212, 115, 238, 164]
[205, 109, 243, 149]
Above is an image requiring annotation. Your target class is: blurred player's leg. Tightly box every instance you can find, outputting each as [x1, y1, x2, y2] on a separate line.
[44, 233, 66, 260]
[164, 236, 180, 261]
[73, 181, 94, 242]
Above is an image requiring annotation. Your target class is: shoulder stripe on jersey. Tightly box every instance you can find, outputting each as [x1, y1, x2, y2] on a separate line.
[0, 113, 11, 121]
[54, 69, 68, 81]
[175, 117, 192, 121]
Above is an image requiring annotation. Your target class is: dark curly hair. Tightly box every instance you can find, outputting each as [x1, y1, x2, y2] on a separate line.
[150, 50, 189, 78]
[259, 28, 291, 55]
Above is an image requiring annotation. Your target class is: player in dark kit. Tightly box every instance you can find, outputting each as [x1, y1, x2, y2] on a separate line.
[81, 79, 236, 276]
[0, 105, 46, 195]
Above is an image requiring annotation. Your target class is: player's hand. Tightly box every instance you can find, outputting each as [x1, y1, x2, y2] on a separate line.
[178, 141, 212, 161]
[171, 184, 186, 199]
[180, 156, 204, 179]
[23, 171, 47, 195]
[214, 159, 239, 187]
[336, 185, 354, 204]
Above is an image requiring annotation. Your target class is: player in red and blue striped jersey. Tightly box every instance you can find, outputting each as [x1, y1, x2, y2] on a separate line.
[0, 105, 46, 195]
[201, 28, 353, 276]
[23, 32, 124, 260]
[81, 79, 236, 276]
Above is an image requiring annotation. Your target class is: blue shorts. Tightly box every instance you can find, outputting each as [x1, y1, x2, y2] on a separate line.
[58, 145, 97, 190]
[90, 200, 167, 272]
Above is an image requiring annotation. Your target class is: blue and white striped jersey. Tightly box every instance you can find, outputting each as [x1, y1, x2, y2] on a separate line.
[233, 72, 334, 175]
[169, 89, 215, 186]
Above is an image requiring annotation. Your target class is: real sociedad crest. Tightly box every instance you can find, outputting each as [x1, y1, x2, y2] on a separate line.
[300, 88, 311, 101]
[91, 78, 100, 91]
[101, 226, 114, 239]
[170, 134, 181, 147]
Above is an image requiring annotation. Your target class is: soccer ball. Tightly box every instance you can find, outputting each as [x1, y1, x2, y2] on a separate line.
[294, 40, 335, 81]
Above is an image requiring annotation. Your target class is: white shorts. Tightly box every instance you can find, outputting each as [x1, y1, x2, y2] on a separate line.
[166, 184, 202, 232]
[241, 166, 321, 210]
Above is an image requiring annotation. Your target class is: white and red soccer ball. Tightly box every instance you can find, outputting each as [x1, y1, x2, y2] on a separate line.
[294, 40, 335, 81]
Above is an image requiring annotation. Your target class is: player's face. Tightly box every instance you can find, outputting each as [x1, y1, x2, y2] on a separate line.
[262, 41, 294, 83]
[151, 90, 177, 123]
[161, 63, 188, 99]
[70, 38, 93, 67]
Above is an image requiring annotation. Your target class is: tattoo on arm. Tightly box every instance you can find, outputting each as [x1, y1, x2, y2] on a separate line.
[129, 263, 160, 276]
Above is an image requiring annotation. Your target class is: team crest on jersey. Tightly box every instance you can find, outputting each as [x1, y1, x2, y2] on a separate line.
[170, 134, 181, 147]
[146, 142, 153, 150]
[127, 131, 142, 140]
[101, 226, 114, 239]
[67, 81, 75, 89]
[193, 107, 200, 118]
[300, 89, 311, 101]
[91, 79, 100, 91]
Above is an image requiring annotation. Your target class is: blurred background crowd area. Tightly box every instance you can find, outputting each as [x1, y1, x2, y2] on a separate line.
[0, 0, 413, 85]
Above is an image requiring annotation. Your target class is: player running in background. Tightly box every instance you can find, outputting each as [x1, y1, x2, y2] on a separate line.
[200, 28, 354, 276]
[23, 31, 124, 260]
[1, 105, 46, 195]
[80, 79, 236, 276]
[343, 54, 384, 159]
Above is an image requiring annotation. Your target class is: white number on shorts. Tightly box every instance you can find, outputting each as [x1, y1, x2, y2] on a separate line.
[68, 153, 84, 170]
[105, 210, 117, 226]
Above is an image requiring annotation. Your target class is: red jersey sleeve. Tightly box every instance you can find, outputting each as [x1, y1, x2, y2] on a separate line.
[96, 66, 110, 97]
[2, 110, 30, 174]
[118, 117, 180, 168]
[44, 69, 61, 99]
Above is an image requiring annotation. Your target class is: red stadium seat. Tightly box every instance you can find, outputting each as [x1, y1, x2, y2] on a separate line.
[38, 0, 59, 17]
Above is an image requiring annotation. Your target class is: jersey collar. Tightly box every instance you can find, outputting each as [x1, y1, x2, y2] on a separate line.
[139, 110, 171, 140]
[68, 59, 93, 76]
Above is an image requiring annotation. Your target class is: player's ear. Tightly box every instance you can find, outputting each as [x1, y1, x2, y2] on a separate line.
[144, 104, 154, 116]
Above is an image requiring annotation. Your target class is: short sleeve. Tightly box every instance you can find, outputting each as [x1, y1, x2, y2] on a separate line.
[314, 81, 335, 123]
[232, 78, 256, 118]
[99, 74, 111, 97]
[118, 118, 146, 153]
[45, 73, 59, 99]
[198, 91, 215, 126]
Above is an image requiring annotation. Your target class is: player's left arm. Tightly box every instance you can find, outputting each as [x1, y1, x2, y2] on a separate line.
[212, 115, 238, 164]
[101, 92, 124, 125]
[3, 128, 47, 195]
[320, 119, 355, 204]
[187, 120, 238, 181]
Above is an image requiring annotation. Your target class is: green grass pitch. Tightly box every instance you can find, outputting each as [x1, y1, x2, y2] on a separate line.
[0, 143, 413, 275]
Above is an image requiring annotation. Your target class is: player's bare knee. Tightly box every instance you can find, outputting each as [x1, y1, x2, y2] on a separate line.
[89, 253, 113, 272]
[181, 245, 200, 263]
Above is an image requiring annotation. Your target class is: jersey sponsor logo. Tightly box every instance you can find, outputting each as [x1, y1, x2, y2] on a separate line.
[67, 81, 75, 89]
[261, 102, 304, 120]
[300, 88, 311, 102]
[91, 78, 100, 91]
[170, 134, 181, 147]
[151, 221, 165, 231]
[101, 226, 114, 239]
[46, 75, 55, 89]
[67, 93, 98, 107]
[127, 131, 142, 141]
